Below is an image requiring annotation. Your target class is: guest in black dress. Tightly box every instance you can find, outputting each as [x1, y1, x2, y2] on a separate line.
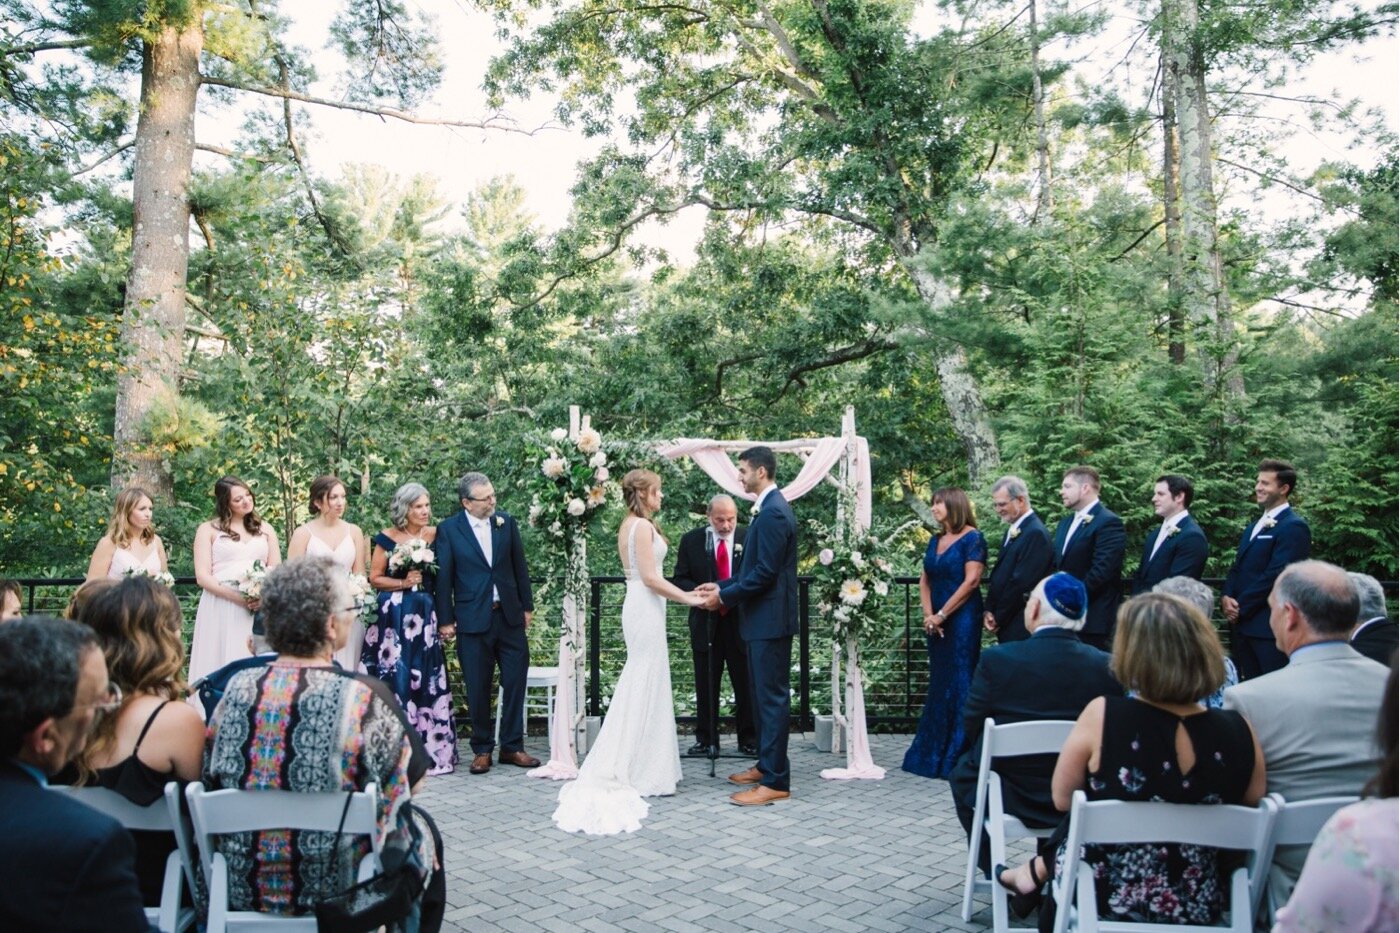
[996, 591, 1267, 927]
[55, 576, 205, 905]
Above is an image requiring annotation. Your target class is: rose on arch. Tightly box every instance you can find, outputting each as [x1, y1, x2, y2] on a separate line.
[551, 427, 568, 441]
[594, 466, 609, 482]
[576, 428, 602, 454]
[850, 551, 865, 569]
[567, 498, 586, 516]
[589, 451, 607, 468]
[819, 548, 835, 566]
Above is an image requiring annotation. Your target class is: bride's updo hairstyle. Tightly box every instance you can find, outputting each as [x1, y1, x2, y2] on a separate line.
[621, 469, 666, 541]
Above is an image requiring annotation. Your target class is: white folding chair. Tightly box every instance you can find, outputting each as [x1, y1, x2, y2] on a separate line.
[1254, 793, 1358, 922]
[1052, 790, 1279, 933]
[960, 718, 1076, 932]
[52, 781, 197, 933]
[495, 665, 559, 746]
[185, 781, 382, 932]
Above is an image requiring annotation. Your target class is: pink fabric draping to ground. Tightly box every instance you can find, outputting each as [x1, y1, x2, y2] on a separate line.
[527, 634, 580, 781]
[819, 642, 887, 780]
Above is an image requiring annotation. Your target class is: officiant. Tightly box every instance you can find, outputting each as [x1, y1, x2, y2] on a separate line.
[672, 495, 758, 758]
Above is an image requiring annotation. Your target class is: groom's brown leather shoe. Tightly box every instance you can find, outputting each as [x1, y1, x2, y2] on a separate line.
[727, 767, 762, 786]
[730, 786, 790, 806]
[469, 753, 492, 775]
[499, 750, 541, 768]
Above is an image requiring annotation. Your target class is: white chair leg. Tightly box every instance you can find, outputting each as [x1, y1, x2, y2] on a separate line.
[494, 684, 504, 746]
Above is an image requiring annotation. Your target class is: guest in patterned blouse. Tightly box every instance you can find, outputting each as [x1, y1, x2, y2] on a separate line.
[203, 555, 430, 917]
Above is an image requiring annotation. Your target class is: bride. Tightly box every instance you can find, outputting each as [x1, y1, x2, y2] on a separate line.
[553, 469, 704, 835]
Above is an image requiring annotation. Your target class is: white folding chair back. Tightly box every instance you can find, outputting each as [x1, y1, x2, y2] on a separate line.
[495, 665, 559, 746]
[185, 781, 381, 932]
[960, 717, 1076, 931]
[53, 781, 196, 932]
[1052, 790, 1279, 933]
[1254, 793, 1358, 920]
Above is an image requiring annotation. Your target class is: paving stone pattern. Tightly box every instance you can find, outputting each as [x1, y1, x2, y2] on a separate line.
[416, 733, 1037, 932]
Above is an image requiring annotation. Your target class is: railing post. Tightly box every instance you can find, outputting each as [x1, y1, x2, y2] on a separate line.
[588, 576, 602, 718]
[798, 577, 811, 731]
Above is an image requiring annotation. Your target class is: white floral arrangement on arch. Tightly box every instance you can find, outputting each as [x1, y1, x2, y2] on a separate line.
[807, 495, 920, 644]
[524, 425, 613, 541]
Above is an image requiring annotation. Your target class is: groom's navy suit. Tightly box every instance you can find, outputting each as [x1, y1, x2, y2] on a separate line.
[719, 487, 799, 792]
[1130, 513, 1208, 595]
[984, 512, 1054, 643]
[1053, 501, 1127, 650]
[1222, 505, 1310, 679]
[435, 508, 534, 755]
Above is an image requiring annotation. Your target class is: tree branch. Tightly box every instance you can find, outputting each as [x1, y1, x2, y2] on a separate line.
[714, 352, 764, 396]
[1215, 157, 1325, 203]
[1, 38, 93, 57]
[1108, 218, 1165, 262]
[776, 336, 896, 398]
[195, 142, 275, 162]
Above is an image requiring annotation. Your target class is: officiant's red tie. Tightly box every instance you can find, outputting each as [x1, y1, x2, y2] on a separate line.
[716, 538, 730, 615]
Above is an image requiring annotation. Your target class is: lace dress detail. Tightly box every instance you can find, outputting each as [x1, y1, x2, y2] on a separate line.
[552, 520, 682, 835]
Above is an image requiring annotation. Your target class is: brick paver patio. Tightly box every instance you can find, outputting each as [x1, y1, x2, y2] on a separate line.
[417, 732, 1038, 931]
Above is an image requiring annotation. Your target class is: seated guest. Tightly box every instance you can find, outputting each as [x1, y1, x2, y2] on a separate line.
[64, 577, 116, 622]
[1224, 559, 1389, 913]
[1274, 661, 1398, 932]
[0, 617, 149, 932]
[1151, 575, 1239, 707]
[1348, 572, 1397, 666]
[0, 579, 21, 621]
[997, 593, 1266, 927]
[55, 577, 205, 906]
[948, 572, 1123, 878]
[204, 556, 430, 917]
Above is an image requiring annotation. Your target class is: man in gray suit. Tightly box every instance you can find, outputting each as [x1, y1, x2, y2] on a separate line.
[1223, 559, 1389, 913]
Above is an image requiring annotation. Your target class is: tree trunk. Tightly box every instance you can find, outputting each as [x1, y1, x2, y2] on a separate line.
[1161, 0, 1243, 399]
[112, 21, 204, 496]
[1029, 0, 1053, 221]
[906, 266, 1002, 489]
[1160, 48, 1186, 364]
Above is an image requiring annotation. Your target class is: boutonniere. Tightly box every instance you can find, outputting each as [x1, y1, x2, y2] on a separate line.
[1080, 513, 1095, 525]
[495, 516, 505, 528]
[1008, 526, 1021, 540]
[1166, 525, 1181, 538]
[750, 503, 760, 516]
[1260, 516, 1277, 531]
[733, 542, 744, 557]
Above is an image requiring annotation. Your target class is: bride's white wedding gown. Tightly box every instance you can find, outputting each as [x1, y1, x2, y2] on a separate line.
[552, 520, 682, 835]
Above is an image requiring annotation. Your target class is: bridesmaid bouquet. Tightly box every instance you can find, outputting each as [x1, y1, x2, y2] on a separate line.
[347, 573, 377, 623]
[233, 561, 268, 603]
[387, 539, 436, 591]
[122, 566, 176, 587]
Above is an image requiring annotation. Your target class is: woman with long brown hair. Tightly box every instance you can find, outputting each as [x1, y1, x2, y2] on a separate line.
[287, 475, 367, 669]
[552, 469, 703, 835]
[57, 576, 205, 906]
[188, 476, 281, 690]
[85, 486, 169, 581]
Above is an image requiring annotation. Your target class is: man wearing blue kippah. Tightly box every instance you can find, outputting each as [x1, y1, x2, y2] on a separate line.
[948, 572, 1124, 881]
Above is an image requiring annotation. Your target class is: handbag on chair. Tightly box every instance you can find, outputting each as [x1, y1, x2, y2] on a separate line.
[314, 795, 443, 933]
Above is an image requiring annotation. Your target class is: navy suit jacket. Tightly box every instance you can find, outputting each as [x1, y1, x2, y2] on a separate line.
[0, 760, 149, 931]
[985, 511, 1054, 642]
[1351, 617, 1399, 666]
[1130, 513, 1209, 595]
[947, 629, 1123, 827]
[719, 489, 799, 642]
[434, 510, 534, 634]
[1222, 506, 1311, 639]
[1053, 502, 1127, 637]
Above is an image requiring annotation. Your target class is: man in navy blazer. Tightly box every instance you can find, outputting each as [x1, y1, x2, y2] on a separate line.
[1222, 459, 1311, 679]
[0, 617, 149, 932]
[1052, 465, 1127, 651]
[1348, 572, 1398, 666]
[697, 446, 799, 806]
[949, 573, 1123, 875]
[434, 472, 540, 774]
[1130, 474, 1209, 595]
[983, 475, 1054, 643]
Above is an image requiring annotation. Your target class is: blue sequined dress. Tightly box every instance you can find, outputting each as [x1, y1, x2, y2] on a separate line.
[903, 529, 988, 779]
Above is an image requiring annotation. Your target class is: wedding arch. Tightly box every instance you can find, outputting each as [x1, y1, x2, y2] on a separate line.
[529, 405, 888, 782]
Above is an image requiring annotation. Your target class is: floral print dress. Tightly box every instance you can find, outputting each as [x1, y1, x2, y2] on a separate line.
[1062, 696, 1255, 925]
[362, 531, 458, 775]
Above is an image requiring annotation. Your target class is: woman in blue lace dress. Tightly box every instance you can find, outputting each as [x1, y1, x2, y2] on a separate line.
[364, 482, 458, 775]
[903, 487, 988, 779]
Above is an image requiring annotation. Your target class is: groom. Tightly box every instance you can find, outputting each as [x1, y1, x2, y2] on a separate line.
[697, 446, 798, 806]
[435, 471, 540, 775]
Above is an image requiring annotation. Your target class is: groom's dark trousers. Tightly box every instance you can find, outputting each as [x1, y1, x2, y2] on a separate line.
[720, 488, 800, 792]
[435, 508, 534, 755]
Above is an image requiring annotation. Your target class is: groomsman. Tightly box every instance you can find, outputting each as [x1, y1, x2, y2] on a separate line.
[983, 475, 1054, 643]
[672, 495, 757, 758]
[1222, 459, 1311, 680]
[1131, 474, 1209, 595]
[1053, 466, 1126, 651]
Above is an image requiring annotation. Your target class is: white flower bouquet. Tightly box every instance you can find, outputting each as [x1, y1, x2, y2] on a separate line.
[388, 539, 436, 591]
[122, 566, 176, 587]
[232, 560, 268, 603]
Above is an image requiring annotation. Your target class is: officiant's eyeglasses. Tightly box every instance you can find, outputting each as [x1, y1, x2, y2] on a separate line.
[466, 493, 496, 502]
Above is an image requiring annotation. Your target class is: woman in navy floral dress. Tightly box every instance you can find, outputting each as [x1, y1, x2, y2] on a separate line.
[903, 487, 987, 779]
[364, 482, 458, 775]
[997, 593, 1266, 928]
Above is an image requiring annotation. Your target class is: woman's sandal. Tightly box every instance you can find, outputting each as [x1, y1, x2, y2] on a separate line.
[995, 859, 1046, 919]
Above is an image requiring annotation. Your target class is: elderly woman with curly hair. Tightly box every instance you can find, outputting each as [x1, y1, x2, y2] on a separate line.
[203, 555, 430, 917]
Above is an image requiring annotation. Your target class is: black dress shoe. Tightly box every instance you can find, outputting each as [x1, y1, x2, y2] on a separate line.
[739, 742, 759, 757]
[685, 742, 713, 757]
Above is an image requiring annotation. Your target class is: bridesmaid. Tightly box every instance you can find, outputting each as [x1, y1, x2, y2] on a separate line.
[903, 487, 987, 779]
[287, 475, 366, 670]
[364, 482, 457, 775]
[85, 487, 169, 581]
[188, 476, 280, 691]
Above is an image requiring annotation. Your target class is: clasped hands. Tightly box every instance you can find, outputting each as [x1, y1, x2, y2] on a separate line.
[693, 582, 724, 611]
